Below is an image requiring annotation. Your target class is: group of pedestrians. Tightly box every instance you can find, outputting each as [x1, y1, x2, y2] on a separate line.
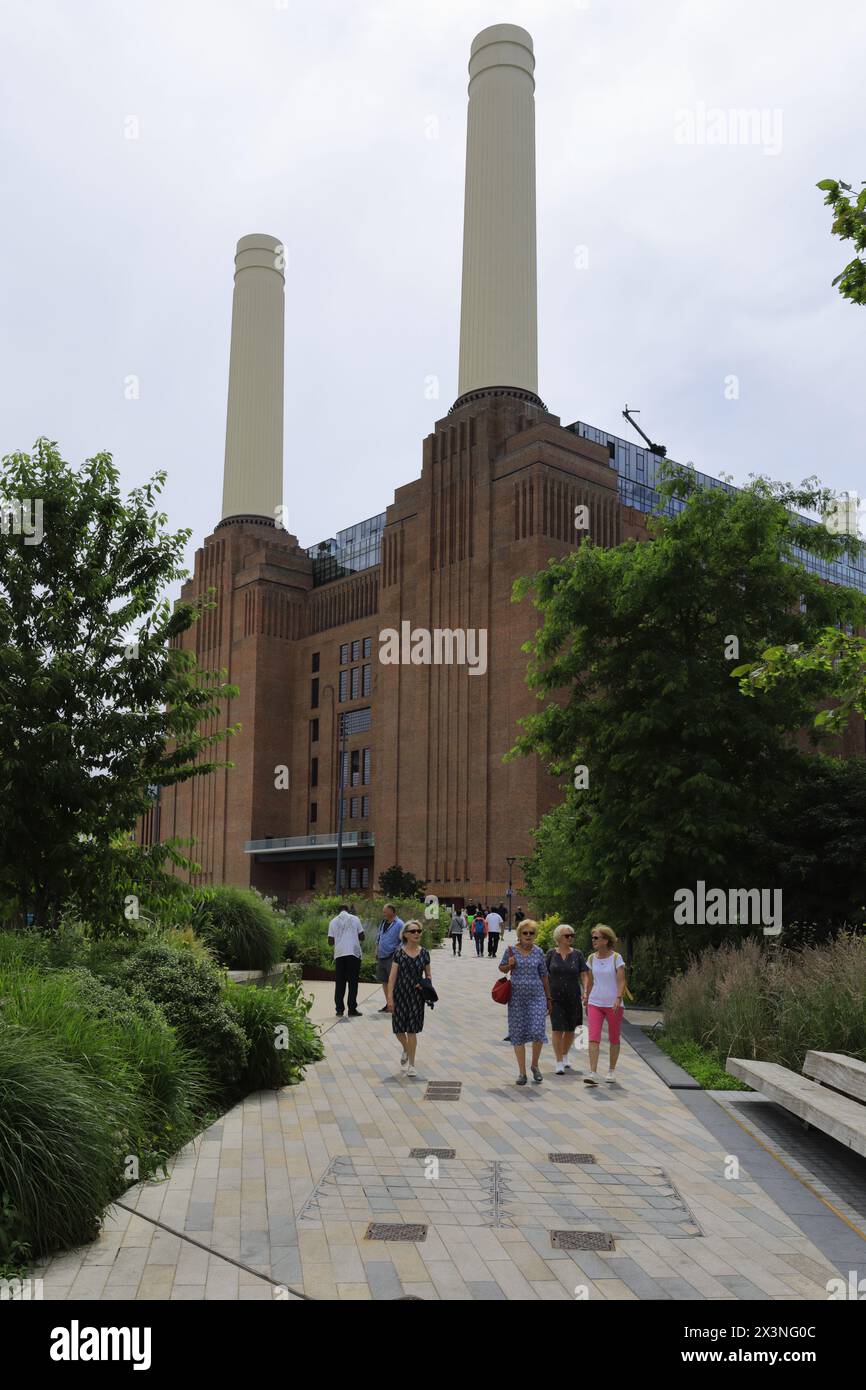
[328, 901, 627, 1088]
[449, 903, 511, 956]
[499, 921, 626, 1086]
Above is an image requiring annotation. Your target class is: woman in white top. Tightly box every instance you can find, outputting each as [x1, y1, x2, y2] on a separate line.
[582, 924, 627, 1086]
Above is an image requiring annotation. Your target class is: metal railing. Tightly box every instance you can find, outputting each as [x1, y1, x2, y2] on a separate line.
[245, 831, 374, 853]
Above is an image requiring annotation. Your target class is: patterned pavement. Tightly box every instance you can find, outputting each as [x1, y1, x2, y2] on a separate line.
[32, 941, 863, 1300]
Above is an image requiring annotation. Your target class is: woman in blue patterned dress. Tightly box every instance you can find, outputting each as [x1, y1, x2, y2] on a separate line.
[499, 920, 552, 1085]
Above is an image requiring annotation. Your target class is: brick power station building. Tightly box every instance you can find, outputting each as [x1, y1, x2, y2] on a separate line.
[140, 24, 865, 907]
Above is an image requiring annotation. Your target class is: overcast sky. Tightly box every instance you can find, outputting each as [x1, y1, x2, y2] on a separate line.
[1, 0, 863, 574]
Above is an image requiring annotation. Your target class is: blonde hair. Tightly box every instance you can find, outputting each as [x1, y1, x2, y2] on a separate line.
[553, 924, 575, 944]
[401, 920, 422, 942]
[591, 924, 618, 950]
[518, 918, 539, 935]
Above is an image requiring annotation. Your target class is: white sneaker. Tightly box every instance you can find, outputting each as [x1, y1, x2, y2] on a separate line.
[563, 1057, 572, 1070]
[406, 1064, 417, 1077]
[606, 1073, 617, 1085]
[555, 1061, 565, 1074]
[400, 1049, 408, 1065]
[583, 1072, 599, 1086]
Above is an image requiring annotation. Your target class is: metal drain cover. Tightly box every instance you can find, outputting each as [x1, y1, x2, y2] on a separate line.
[366, 1223, 428, 1242]
[425, 1081, 462, 1100]
[409, 1148, 456, 1159]
[551, 1230, 615, 1251]
[549, 1153, 596, 1165]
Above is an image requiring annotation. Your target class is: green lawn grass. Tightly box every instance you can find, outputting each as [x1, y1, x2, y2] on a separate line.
[654, 1033, 751, 1091]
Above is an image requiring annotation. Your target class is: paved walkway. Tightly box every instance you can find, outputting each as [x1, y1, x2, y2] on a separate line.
[33, 941, 864, 1300]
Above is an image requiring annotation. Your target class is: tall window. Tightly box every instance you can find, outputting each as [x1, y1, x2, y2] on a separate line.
[362, 795, 370, 818]
[363, 748, 371, 784]
[352, 639, 360, 662]
[351, 666, 361, 700]
[310, 802, 317, 824]
[311, 678, 319, 708]
[310, 718, 319, 743]
[361, 866, 370, 888]
[340, 643, 349, 665]
[350, 797, 359, 819]
[310, 757, 318, 788]
[351, 749, 361, 786]
[362, 663, 371, 697]
[363, 636, 372, 659]
[339, 670, 348, 701]
[312, 651, 320, 673]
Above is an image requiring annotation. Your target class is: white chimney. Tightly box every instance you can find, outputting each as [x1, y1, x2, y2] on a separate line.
[457, 24, 538, 400]
[221, 233, 285, 523]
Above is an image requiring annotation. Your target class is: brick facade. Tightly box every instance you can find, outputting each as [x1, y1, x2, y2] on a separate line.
[147, 391, 864, 905]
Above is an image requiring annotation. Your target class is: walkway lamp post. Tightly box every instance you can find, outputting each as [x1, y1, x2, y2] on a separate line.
[335, 710, 348, 895]
[505, 855, 516, 931]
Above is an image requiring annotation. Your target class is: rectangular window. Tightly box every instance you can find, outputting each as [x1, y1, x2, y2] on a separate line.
[340, 643, 349, 665]
[307, 867, 316, 890]
[350, 666, 360, 700]
[361, 866, 370, 889]
[363, 748, 371, 784]
[351, 749, 360, 786]
[339, 670, 348, 701]
[362, 795, 370, 818]
[339, 750, 349, 787]
[352, 639, 360, 662]
[340, 867, 347, 890]
[310, 802, 317, 824]
[312, 651, 320, 673]
[311, 678, 319, 709]
[310, 757, 318, 788]
[341, 798, 348, 822]
[342, 706, 372, 734]
[350, 797, 359, 819]
[363, 636, 372, 658]
[362, 663, 371, 697]
[310, 718, 319, 743]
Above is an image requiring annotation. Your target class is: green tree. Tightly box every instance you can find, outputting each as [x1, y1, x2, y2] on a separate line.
[817, 178, 866, 306]
[377, 865, 426, 900]
[748, 753, 866, 942]
[732, 180, 866, 718]
[0, 440, 238, 929]
[511, 469, 866, 940]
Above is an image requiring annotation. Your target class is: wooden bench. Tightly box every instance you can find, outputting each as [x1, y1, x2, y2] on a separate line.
[725, 1056, 866, 1159]
[802, 1050, 866, 1105]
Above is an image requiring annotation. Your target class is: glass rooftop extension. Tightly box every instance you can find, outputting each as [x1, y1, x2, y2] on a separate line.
[303, 424, 864, 595]
[568, 421, 866, 595]
[306, 511, 386, 587]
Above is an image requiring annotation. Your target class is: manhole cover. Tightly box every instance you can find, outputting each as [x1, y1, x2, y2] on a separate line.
[551, 1230, 615, 1251]
[366, 1223, 428, 1242]
[425, 1081, 462, 1100]
[409, 1148, 456, 1159]
[549, 1153, 596, 1165]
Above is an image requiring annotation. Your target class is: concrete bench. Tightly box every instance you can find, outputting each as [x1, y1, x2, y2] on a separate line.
[802, 1050, 866, 1105]
[725, 1058, 866, 1159]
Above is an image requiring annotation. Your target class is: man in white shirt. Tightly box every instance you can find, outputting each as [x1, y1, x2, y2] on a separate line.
[485, 909, 504, 957]
[328, 905, 365, 1017]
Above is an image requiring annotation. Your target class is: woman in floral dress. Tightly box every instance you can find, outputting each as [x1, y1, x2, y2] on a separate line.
[499, 919, 552, 1085]
[386, 921, 431, 1077]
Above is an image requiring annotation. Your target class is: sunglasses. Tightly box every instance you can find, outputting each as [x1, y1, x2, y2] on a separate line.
[405, 929, 421, 935]
[520, 931, 536, 937]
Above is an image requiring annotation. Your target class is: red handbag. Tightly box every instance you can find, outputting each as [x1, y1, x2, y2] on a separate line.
[491, 949, 513, 1004]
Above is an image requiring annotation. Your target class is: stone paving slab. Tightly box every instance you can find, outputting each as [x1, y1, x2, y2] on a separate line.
[30, 947, 863, 1300]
